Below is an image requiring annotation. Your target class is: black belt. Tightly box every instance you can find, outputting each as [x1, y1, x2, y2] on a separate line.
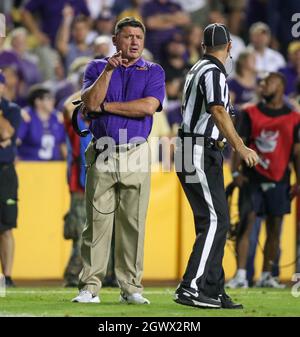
[178, 129, 226, 151]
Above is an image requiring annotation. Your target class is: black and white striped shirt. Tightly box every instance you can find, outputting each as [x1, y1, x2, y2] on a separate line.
[181, 54, 232, 141]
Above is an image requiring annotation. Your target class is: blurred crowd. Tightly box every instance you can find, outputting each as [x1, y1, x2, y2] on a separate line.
[0, 0, 299, 162]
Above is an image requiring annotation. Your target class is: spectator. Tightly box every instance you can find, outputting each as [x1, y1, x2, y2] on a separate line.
[54, 56, 91, 111]
[85, 0, 115, 20]
[246, 0, 268, 30]
[228, 51, 257, 116]
[174, 0, 224, 27]
[141, 0, 190, 62]
[226, 73, 300, 289]
[21, 0, 90, 47]
[17, 87, 66, 161]
[117, 0, 143, 22]
[86, 9, 116, 56]
[162, 34, 190, 81]
[165, 77, 182, 133]
[0, 37, 23, 80]
[0, 72, 21, 288]
[279, 41, 300, 96]
[8, 27, 42, 87]
[112, 0, 133, 16]
[93, 35, 111, 59]
[184, 24, 203, 66]
[56, 11, 93, 71]
[1, 66, 25, 107]
[247, 22, 286, 76]
[221, 0, 247, 36]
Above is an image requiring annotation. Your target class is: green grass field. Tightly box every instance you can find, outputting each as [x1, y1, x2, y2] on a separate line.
[0, 287, 299, 317]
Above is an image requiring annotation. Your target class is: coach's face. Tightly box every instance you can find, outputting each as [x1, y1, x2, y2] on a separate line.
[113, 26, 144, 62]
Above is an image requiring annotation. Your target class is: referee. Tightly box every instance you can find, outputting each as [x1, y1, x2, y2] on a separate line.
[174, 23, 259, 309]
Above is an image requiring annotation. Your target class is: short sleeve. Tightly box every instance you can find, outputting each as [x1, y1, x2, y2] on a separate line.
[82, 60, 106, 91]
[200, 69, 227, 109]
[143, 64, 165, 112]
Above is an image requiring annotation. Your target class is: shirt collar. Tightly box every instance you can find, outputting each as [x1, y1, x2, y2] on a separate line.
[130, 57, 146, 68]
[203, 54, 227, 77]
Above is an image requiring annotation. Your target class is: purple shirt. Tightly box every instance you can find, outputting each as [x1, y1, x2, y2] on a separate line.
[279, 65, 298, 96]
[82, 58, 165, 144]
[141, 0, 184, 62]
[17, 108, 66, 161]
[24, 0, 90, 46]
[228, 78, 256, 105]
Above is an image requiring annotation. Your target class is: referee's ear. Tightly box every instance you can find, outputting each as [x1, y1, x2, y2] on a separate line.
[227, 41, 232, 55]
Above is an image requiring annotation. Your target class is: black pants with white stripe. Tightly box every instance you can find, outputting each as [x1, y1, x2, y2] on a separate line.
[176, 143, 230, 299]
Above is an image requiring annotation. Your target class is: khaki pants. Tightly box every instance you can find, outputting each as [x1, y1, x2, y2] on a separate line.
[79, 141, 151, 296]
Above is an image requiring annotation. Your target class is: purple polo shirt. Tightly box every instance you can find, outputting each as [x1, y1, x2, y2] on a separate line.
[24, 0, 90, 46]
[82, 58, 165, 144]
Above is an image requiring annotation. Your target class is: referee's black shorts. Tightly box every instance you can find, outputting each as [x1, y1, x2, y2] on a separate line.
[0, 163, 18, 232]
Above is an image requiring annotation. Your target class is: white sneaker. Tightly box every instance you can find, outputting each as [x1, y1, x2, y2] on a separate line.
[72, 290, 100, 303]
[120, 292, 150, 304]
[225, 277, 248, 289]
[256, 275, 286, 288]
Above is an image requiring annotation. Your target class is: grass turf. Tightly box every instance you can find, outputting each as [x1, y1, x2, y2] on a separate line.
[0, 287, 299, 317]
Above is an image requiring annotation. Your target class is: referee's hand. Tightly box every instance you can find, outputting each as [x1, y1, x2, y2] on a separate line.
[239, 145, 259, 168]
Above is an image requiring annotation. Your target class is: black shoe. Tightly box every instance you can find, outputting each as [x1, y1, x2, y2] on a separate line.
[174, 286, 221, 309]
[219, 293, 243, 309]
[5, 276, 16, 288]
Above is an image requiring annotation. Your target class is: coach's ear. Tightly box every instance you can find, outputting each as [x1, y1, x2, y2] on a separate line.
[112, 35, 117, 46]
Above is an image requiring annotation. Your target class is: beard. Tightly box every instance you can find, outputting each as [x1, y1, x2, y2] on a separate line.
[262, 93, 275, 103]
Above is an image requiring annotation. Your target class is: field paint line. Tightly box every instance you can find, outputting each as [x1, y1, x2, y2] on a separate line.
[3, 289, 290, 295]
[0, 312, 37, 317]
[4, 290, 175, 295]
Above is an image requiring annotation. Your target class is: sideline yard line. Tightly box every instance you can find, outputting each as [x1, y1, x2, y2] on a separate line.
[3, 289, 290, 295]
[4, 290, 174, 295]
[0, 312, 37, 317]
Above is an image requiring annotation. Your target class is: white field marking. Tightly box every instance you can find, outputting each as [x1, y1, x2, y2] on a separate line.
[3, 289, 175, 295]
[2, 289, 290, 295]
[0, 312, 37, 317]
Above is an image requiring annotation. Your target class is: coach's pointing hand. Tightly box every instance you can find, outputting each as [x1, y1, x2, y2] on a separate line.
[105, 51, 129, 71]
[238, 145, 259, 168]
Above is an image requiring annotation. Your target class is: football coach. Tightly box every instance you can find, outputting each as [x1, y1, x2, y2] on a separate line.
[72, 17, 165, 304]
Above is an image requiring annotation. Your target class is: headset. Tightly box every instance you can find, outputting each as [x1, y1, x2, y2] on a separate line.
[71, 99, 99, 137]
